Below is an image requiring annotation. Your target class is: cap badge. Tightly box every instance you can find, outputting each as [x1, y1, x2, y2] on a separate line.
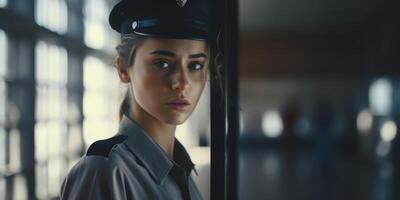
[176, 0, 187, 7]
[131, 21, 138, 30]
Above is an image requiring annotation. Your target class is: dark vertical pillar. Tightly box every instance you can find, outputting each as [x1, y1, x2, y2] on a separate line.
[385, 1, 400, 200]
[66, 0, 85, 159]
[224, 0, 239, 199]
[7, 30, 36, 200]
[210, 0, 239, 199]
[7, 0, 36, 199]
[210, 0, 227, 199]
[20, 38, 36, 200]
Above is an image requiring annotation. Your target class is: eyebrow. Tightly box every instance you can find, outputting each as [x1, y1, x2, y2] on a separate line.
[149, 50, 207, 59]
[149, 50, 175, 57]
[189, 53, 207, 59]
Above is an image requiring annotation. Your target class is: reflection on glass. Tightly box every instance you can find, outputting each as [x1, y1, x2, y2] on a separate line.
[35, 0, 67, 34]
[369, 78, 392, 116]
[262, 110, 283, 138]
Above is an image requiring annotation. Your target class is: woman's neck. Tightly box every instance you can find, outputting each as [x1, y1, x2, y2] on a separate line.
[130, 104, 176, 159]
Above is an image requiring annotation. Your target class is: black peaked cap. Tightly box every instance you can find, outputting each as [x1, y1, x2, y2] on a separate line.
[109, 0, 209, 40]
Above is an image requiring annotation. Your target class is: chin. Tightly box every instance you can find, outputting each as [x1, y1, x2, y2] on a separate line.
[163, 115, 189, 126]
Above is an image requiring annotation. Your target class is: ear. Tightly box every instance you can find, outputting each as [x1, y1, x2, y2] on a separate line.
[116, 56, 131, 83]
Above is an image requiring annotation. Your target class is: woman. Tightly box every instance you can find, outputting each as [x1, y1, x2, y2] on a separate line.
[60, 0, 212, 199]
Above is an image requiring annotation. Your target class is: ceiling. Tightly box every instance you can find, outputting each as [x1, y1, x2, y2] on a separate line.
[239, 0, 385, 32]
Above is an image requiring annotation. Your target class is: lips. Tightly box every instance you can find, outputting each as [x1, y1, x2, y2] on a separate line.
[166, 99, 191, 111]
[167, 99, 190, 105]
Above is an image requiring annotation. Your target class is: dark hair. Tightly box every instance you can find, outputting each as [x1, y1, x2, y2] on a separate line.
[115, 34, 222, 121]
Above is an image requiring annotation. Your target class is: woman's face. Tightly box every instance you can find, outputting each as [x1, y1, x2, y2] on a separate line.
[126, 37, 209, 125]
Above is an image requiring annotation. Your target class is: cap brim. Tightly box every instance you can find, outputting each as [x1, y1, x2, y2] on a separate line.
[133, 26, 208, 41]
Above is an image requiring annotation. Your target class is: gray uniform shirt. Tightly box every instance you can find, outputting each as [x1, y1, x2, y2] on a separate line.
[60, 115, 203, 200]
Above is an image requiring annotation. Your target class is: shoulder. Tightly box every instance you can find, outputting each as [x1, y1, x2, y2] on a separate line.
[64, 134, 129, 177]
[60, 140, 129, 199]
[86, 134, 128, 157]
[60, 135, 129, 199]
[66, 134, 129, 177]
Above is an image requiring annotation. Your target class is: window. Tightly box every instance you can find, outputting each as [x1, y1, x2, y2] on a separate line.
[0, 30, 6, 127]
[0, 29, 27, 200]
[0, 29, 6, 79]
[35, 41, 68, 199]
[83, 56, 121, 146]
[13, 175, 27, 200]
[2, 1, 120, 199]
[0, 29, 7, 200]
[0, 177, 4, 200]
[84, 0, 117, 49]
[35, 0, 67, 34]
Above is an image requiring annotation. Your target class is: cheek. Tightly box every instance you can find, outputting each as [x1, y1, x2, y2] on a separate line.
[131, 66, 168, 105]
[190, 71, 207, 97]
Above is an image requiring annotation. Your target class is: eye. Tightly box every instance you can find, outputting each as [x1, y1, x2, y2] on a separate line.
[188, 62, 204, 70]
[154, 60, 170, 69]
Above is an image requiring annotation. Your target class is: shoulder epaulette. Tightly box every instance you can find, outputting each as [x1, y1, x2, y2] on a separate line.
[86, 135, 128, 157]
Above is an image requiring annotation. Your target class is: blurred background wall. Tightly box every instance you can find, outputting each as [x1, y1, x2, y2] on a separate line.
[238, 0, 400, 200]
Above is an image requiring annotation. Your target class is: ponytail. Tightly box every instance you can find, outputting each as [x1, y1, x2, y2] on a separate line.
[119, 91, 131, 121]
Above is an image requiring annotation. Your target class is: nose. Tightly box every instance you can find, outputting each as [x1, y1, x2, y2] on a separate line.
[171, 67, 190, 91]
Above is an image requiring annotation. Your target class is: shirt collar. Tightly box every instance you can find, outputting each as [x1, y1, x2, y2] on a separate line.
[117, 114, 197, 185]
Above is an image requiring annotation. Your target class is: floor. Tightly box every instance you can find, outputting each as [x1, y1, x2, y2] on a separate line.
[239, 146, 399, 200]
